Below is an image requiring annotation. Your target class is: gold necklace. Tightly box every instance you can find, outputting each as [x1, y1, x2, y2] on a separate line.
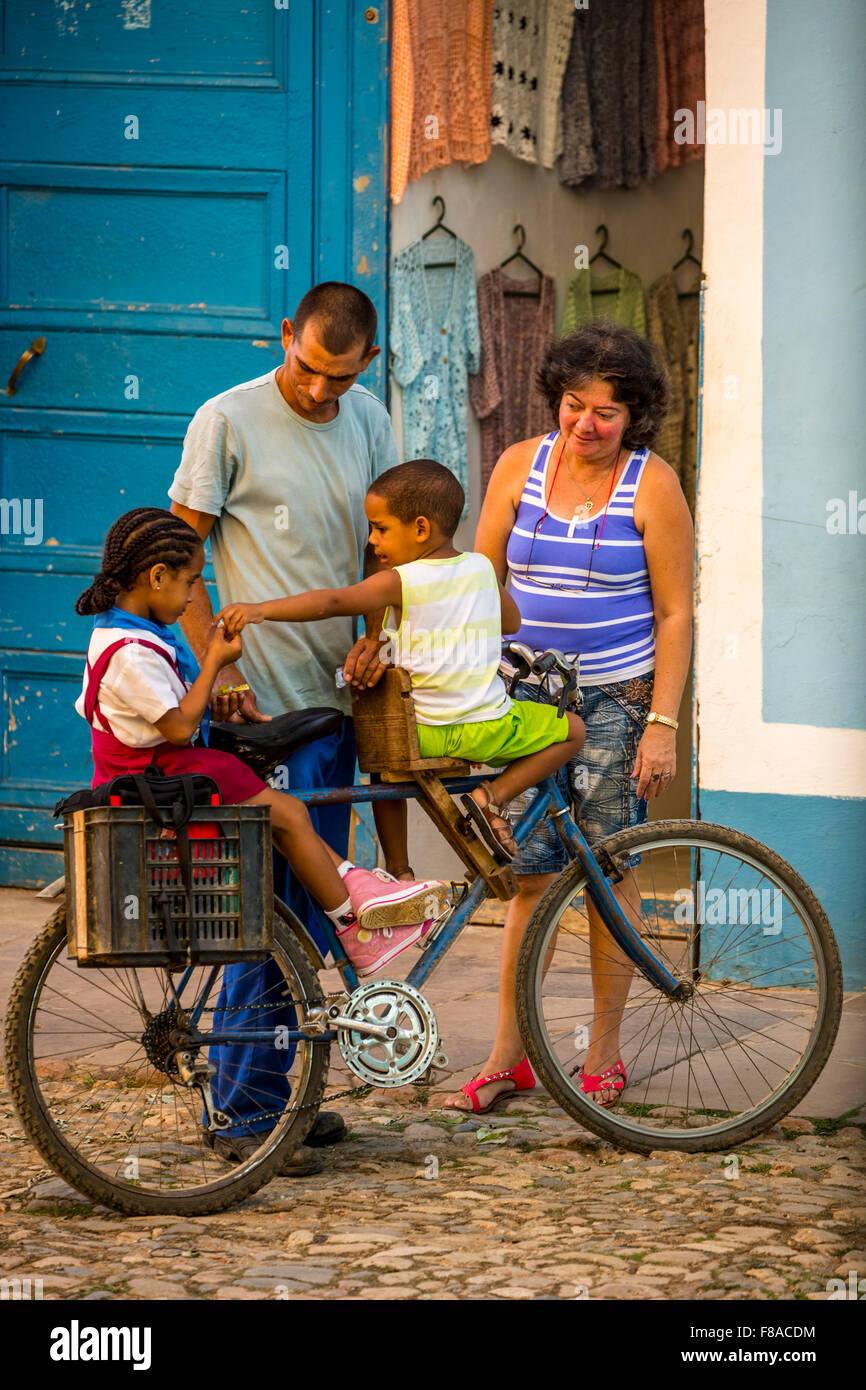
[567, 446, 622, 514]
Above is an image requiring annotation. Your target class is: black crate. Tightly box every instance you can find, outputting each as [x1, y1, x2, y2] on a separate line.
[64, 804, 273, 966]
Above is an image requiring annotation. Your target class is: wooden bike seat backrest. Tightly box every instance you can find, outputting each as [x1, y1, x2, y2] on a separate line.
[351, 668, 471, 778]
[351, 669, 515, 902]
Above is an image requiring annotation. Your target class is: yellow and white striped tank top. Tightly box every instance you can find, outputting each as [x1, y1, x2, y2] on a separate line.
[382, 552, 513, 727]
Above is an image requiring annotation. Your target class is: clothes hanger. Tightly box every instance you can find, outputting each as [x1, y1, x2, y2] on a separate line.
[672, 228, 702, 298]
[500, 224, 542, 298]
[587, 224, 622, 294]
[421, 196, 457, 267]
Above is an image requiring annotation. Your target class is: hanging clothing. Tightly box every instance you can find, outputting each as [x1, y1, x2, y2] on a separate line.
[537, 2, 577, 170]
[468, 266, 556, 492]
[679, 292, 701, 512]
[557, 0, 656, 191]
[560, 266, 646, 338]
[490, 2, 542, 163]
[654, 0, 705, 176]
[389, 0, 495, 204]
[390, 235, 480, 515]
[646, 272, 700, 510]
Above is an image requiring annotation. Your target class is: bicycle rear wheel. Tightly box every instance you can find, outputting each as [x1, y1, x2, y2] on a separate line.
[516, 820, 842, 1151]
[4, 899, 329, 1215]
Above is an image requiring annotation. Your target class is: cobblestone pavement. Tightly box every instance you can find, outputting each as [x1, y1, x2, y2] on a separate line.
[1, 891, 864, 1301]
[1, 1085, 864, 1302]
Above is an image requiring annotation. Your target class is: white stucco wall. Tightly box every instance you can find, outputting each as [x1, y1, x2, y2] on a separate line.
[698, 0, 866, 801]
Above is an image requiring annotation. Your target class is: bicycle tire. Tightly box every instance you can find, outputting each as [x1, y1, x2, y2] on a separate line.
[516, 819, 843, 1153]
[4, 899, 330, 1216]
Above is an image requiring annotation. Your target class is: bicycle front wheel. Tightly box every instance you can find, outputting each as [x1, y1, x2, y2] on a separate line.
[516, 820, 842, 1151]
[4, 899, 329, 1216]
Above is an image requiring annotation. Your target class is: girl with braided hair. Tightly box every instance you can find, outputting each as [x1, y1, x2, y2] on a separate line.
[74, 508, 449, 975]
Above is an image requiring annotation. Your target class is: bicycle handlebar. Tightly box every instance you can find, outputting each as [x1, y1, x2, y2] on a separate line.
[501, 643, 579, 682]
[500, 643, 582, 717]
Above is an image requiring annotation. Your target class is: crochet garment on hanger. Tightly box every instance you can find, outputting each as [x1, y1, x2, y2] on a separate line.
[557, 0, 656, 190]
[654, 0, 705, 175]
[468, 266, 556, 492]
[390, 235, 480, 517]
[390, 0, 495, 203]
[560, 266, 646, 338]
[646, 271, 700, 509]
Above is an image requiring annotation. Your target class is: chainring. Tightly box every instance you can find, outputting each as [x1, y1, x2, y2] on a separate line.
[336, 979, 439, 1087]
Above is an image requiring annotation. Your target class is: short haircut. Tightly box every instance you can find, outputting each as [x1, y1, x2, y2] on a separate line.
[368, 460, 465, 537]
[536, 320, 670, 449]
[292, 281, 378, 358]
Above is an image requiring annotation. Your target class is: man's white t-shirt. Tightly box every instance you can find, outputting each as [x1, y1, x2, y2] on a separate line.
[169, 370, 400, 716]
[75, 630, 194, 748]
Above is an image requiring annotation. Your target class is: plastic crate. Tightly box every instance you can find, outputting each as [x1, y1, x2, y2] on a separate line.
[64, 804, 273, 967]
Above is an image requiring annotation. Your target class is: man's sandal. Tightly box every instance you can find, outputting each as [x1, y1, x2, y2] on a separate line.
[455, 1054, 536, 1115]
[459, 780, 517, 861]
[577, 1058, 627, 1107]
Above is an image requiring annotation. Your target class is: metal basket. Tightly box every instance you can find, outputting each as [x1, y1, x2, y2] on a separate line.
[63, 804, 274, 967]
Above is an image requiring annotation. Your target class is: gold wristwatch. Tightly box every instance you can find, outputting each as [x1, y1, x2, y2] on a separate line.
[647, 711, 678, 731]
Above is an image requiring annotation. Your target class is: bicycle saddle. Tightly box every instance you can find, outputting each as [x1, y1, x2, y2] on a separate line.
[209, 708, 344, 779]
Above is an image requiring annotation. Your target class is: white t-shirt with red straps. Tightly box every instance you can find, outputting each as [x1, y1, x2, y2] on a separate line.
[75, 628, 194, 748]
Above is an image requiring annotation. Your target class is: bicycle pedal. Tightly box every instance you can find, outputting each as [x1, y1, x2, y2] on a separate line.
[415, 906, 451, 952]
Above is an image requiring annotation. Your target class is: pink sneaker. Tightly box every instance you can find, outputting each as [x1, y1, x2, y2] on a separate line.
[335, 915, 435, 978]
[342, 867, 451, 932]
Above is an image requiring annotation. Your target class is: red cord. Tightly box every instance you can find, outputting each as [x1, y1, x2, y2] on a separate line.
[540, 432, 621, 550]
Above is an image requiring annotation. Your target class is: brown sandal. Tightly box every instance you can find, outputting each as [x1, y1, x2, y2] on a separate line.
[459, 781, 517, 861]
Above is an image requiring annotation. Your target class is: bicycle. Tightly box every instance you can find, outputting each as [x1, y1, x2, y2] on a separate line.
[3, 646, 843, 1215]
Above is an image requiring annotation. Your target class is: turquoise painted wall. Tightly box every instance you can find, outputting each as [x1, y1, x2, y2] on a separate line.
[699, 789, 866, 991]
[762, 0, 866, 729]
[746, 0, 866, 989]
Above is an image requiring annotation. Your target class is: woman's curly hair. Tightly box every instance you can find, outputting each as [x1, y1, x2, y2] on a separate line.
[75, 507, 203, 615]
[535, 320, 670, 449]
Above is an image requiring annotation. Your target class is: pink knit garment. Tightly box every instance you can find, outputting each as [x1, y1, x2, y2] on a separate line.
[390, 0, 495, 203]
[468, 266, 556, 493]
[654, 0, 705, 174]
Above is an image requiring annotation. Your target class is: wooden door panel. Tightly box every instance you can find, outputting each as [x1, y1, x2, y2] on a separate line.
[0, 0, 388, 884]
[1, 2, 287, 83]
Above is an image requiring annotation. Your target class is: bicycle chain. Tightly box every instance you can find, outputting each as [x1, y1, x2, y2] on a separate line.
[200, 989, 346, 1014]
[199, 990, 376, 1127]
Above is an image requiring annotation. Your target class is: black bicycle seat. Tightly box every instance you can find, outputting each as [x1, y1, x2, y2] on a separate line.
[209, 708, 344, 779]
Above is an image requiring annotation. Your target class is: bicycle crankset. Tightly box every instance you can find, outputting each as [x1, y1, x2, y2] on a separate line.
[336, 980, 447, 1087]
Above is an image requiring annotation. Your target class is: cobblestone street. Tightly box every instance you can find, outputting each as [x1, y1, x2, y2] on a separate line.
[1, 1091, 865, 1302]
[1, 891, 864, 1302]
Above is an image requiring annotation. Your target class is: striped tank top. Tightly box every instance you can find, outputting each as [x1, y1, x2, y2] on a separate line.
[382, 552, 512, 726]
[506, 431, 655, 684]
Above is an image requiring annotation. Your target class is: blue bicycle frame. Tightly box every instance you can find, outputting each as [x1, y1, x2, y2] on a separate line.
[189, 773, 684, 1049]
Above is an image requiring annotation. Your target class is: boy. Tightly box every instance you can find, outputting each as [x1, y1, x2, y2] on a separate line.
[217, 461, 585, 864]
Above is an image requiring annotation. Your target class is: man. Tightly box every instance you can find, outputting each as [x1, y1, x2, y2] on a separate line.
[169, 282, 397, 1173]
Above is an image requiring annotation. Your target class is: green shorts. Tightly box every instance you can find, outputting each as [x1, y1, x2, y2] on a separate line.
[416, 699, 569, 767]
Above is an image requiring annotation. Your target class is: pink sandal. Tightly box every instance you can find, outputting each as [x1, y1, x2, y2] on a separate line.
[456, 1054, 536, 1115]
[578, 1058, 627, 1106]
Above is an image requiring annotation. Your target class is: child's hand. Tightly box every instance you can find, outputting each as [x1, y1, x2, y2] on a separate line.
[207, 622, 243, 666]
[216, 603, 264, 639]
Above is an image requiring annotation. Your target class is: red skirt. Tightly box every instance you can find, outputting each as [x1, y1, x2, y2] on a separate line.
[91, 730, 266, 805]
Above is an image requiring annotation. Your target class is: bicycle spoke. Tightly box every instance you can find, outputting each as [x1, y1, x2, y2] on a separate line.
[521, 825, 837, 1145]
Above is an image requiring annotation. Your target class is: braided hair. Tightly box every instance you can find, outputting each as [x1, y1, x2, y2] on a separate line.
[76, 508, 203, 615]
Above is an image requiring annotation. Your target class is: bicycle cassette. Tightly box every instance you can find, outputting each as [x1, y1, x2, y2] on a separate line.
[336, 979, 442, 1087]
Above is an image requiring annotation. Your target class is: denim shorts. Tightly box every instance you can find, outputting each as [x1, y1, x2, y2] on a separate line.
[508, 672, 654, 876]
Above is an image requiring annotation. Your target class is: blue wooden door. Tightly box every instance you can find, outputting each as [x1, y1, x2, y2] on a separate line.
[0, 0, 389, 884]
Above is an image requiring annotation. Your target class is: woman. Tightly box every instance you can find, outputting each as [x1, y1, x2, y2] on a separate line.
[445, 320, 694, 1114]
